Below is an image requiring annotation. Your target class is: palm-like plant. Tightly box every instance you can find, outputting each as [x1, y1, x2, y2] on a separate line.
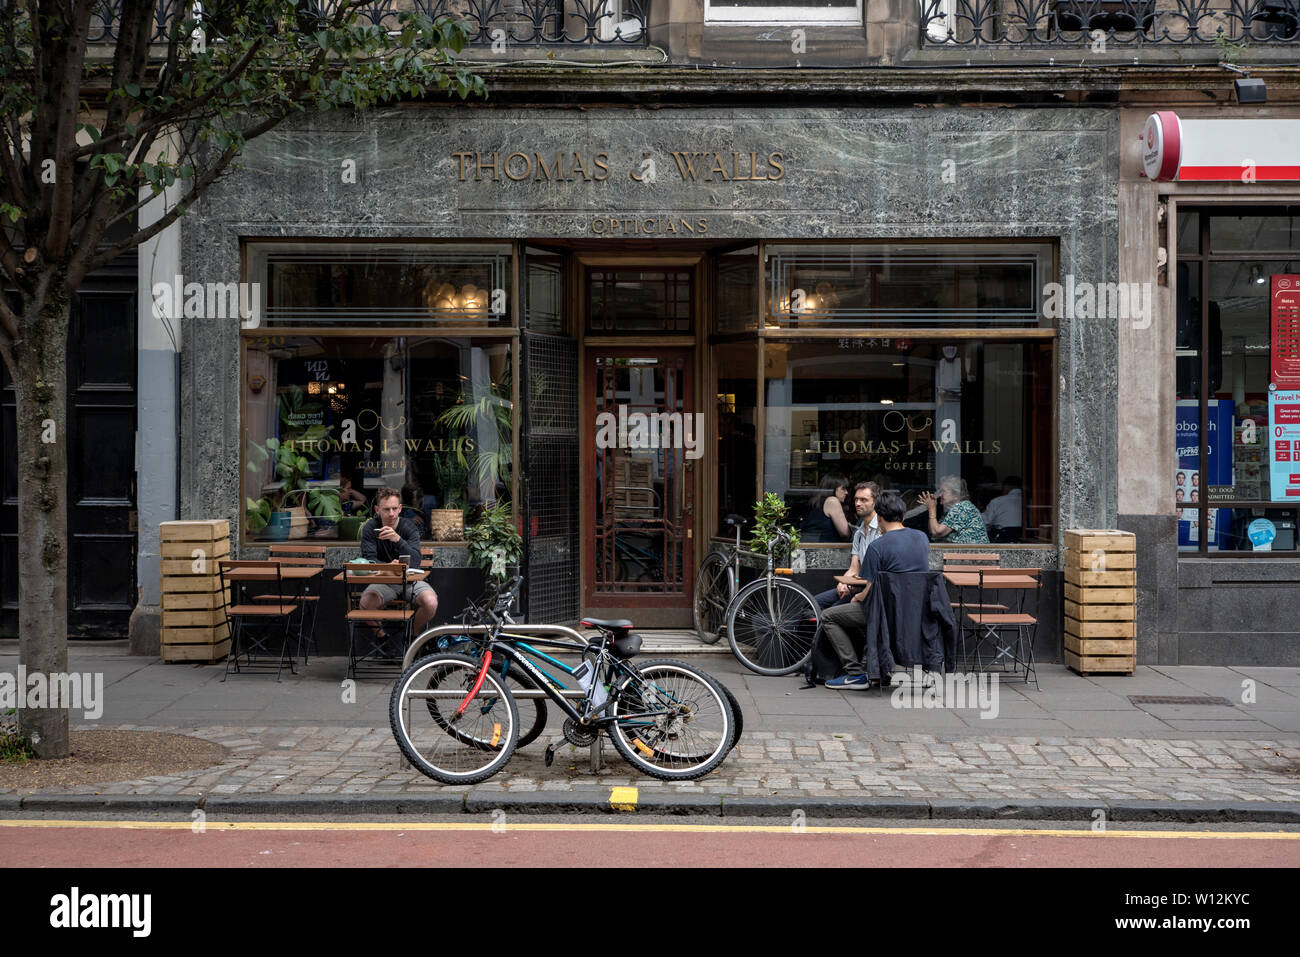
[436, 370, 513, 493]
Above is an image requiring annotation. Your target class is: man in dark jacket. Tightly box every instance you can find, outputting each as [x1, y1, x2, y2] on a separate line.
[359, 486, 438, 632]
[824, 490, 930, 688]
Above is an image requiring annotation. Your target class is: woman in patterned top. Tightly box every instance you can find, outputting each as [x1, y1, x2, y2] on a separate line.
[918, 475, 989, 544]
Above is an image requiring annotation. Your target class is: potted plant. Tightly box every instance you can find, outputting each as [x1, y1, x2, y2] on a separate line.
[465, 501, 523, 583]
[436, 367, 513, 499]
[305, 486, 343, 538]
[338, 501, 370, 542]
[428, 453, 469, 540]
[748, 491, 802, 565]
[245, 386, 330, 540]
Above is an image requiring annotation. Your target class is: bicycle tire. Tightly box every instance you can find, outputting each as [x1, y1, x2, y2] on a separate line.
[606, 660, 733, 780]
[390, 653, 519, 785]
[424, 635, 548, 748]
[692, 552, 731, 645]
[726, 577, 821, 676]
[634, 658, 743, 757]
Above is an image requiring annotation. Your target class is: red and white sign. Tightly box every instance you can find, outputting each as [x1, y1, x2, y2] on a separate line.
[1274, 276, 1300, 389]
[1141, 113, 1300, 182]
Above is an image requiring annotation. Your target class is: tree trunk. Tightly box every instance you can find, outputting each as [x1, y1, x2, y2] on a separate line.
[15, 277, 72, 759]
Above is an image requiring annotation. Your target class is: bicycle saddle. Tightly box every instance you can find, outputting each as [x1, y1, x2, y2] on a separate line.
[581, 617, 633, 631]
[724, 514, 748, 527]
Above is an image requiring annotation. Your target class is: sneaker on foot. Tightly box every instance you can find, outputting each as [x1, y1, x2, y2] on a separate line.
[825, 673, 870, 688]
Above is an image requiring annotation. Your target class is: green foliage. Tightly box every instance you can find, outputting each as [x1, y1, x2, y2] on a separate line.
[748, 492, 801, 561]
[245, 495, 272, 532]
[431, 453, 469, 511]
[1, 709, 36, 764]
[436, 369, 514, 492]
[465, 502, 523, 582]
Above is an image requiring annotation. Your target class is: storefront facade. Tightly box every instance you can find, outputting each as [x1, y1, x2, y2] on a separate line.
[1118, 106, 1300, 664]
[147, 103, 1122, 648]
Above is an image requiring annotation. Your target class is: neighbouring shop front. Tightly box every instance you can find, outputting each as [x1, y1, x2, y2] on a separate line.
[170, 104, 1119, 646]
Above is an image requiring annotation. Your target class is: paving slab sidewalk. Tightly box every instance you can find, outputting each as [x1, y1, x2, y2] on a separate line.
[2, 644, 1300, 822]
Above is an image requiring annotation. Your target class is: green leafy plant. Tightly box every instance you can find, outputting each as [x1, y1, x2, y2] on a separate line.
[748, 492, 801, 562]
[1, 709, 37, 764]
[465, 502, 523, 582]
[437, 367, 513, 494]
[430, 453, 469, 511]
[245, 496, 272, 532]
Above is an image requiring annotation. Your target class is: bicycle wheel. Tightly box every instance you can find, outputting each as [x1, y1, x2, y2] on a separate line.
[726, 577, 820, 676]
[390, 653, 519, 784]
[607, 660, 733, 780]
[633, 658, 743, 757]
[423, 636, 547, 749]
[692, 552, 731, 645]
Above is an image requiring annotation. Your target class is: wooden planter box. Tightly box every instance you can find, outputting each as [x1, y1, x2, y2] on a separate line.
[159, 520, 233, 664]
[1063, 529, 1136, 675]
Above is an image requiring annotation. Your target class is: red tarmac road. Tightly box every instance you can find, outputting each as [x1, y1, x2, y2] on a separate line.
[2, 820, 1298, 867]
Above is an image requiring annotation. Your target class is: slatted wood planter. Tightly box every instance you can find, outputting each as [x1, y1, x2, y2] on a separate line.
[1062, 529, 1136, 675]
[159, 521, 232, 663]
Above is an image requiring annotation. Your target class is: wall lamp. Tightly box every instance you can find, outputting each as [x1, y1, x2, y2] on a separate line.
[1220, 62, 1266, 104]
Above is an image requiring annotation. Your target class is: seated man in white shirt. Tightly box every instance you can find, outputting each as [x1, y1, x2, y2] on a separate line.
[811, 482, 882, 610]
[982, 476, 1023, 543]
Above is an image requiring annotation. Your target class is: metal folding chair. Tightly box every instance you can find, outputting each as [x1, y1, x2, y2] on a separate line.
[344, 562, 416, 679]
[219, 560, 300, 681]
[965, 567, 1041, 690]
[252, 544, 326, 663]
[942, 553, 1007, 670]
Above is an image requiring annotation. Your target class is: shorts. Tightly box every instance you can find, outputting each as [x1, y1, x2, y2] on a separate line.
[363, 580, 435, 605]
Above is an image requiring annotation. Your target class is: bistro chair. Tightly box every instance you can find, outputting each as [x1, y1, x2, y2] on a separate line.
[251, 544, 327, 663]
[965, 567, 1041, 690]
[219, 560, 300, 681]
[941, 553, 1007, 668]
[344, 562, 416, 679]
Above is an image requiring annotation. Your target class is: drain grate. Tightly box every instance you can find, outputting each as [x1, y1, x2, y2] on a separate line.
[1128, 695, 1233, 706]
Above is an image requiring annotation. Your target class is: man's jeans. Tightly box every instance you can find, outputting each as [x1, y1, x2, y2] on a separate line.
[814, 587, 849, 610]
[821, 601, 867, 677]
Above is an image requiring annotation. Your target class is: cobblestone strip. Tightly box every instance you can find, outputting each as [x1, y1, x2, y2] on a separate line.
[3, 726, 1297, 805]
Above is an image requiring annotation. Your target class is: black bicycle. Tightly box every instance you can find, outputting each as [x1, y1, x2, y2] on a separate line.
[391, 577, 738, 785]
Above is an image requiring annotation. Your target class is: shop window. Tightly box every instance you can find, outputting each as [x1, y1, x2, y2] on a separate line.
[242, 335, 513, 544]
[760, 338, 1054, 544]
[245, 242, 513, 326]
[1174, 206, 1300, 554]
[705, 0, 862, 22]
[587, 268, 693, 333]
[715, 246, 759, 333]
[763, 242, 1052, 328]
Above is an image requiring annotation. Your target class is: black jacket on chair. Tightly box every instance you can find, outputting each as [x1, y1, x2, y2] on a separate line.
[861, 571, 957, 678]
[804, 570, 957, 683]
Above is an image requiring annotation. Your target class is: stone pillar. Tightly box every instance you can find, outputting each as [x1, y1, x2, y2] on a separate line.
[128, 182, 184, 656]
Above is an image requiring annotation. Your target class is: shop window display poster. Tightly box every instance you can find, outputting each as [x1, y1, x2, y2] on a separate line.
[1268, 386, 1300, 502]
[1176, 399, 1232, 547]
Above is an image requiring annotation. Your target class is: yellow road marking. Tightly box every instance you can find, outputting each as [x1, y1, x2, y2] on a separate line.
[0, 819, 1296, 839]
[608, 786, 638, 811]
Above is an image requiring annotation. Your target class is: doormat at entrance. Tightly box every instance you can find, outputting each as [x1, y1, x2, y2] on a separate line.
[1128, 695, 1233, 706]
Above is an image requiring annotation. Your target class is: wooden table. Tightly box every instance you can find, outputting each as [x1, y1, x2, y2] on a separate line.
[332, 568, 430, 583]
[942, 571, 1038, 590]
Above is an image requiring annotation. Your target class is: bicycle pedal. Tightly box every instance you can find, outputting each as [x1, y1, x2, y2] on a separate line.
[544, 742, 558, 767]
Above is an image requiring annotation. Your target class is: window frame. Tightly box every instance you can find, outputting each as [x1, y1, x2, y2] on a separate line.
[703, 0, 864, 24]
[707, 237, 1059, 548]
[1172, 203, 1300, 557]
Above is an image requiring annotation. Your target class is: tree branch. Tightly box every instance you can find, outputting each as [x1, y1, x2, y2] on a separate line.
[43, 0, 97, 260]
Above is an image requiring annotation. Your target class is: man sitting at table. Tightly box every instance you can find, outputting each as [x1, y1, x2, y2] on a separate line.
[813, 481, 882, 610]
[823, 490, 930, 689]
[359, 487, 438, 634]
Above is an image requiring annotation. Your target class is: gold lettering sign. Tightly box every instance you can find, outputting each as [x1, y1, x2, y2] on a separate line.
[450, 150, 787, 184]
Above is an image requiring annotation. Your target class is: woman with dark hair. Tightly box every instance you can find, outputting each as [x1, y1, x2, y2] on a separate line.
[800, 474, 851, 542]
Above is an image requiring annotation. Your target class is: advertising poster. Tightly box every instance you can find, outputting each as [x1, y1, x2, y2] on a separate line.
[1176, 399, 1232, 546]
[1271, 275, 1300, 389]
[1268, 386, 1300, 502]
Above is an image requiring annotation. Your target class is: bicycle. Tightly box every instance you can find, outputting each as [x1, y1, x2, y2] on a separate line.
[693, 513, 747, 644]
[391, 577, 738, 785]
[723, 527, 822, 676]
